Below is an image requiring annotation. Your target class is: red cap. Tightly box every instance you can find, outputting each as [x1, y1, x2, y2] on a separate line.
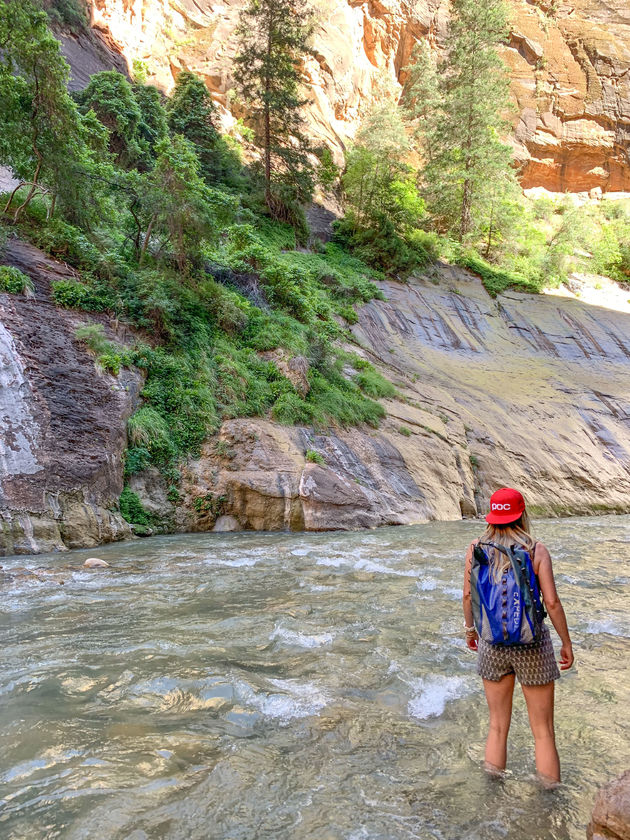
[485, 487, 525, 525]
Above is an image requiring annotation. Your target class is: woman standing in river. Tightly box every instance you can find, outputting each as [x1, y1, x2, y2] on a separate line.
[462, 488, 574, 785]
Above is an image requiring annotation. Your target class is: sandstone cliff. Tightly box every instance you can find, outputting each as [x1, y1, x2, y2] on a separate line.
[69, 0, 630, 194]
[160, 262, 630, 535]
[3, 238, 630, 554]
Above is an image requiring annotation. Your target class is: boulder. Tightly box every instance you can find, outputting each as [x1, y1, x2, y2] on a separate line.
[588, 769, 630, 840]
[84, 557, 110, 568]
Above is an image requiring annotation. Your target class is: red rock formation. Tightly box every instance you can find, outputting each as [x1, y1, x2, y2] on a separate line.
[70, 0, 630, 193]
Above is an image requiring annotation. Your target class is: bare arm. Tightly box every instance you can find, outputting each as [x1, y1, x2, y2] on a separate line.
[535, 542, 574, 670]
[463, 542, 478, 650]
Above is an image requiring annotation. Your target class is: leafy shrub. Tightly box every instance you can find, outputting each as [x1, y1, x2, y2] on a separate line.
[458, 251, 541, 297]
[337, 304, 358, 324]
[124, 446, 151, 476]
[399, 426, 412, 437]
[119, 486, 150, 525]
[333, 213, 435, 279]
[127, 405, 177, 464]
[354, 368, 396, 399]
[0, 265, 34, 295]
[305, 449, 325, 465]
[272, 391, 315, 425]
[53, 280, 112, 311]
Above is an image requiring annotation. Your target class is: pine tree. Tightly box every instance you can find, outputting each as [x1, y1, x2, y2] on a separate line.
[402, 41, 440, 160]
[343, 85, 417, 229]
[0, 0, 89, 222]
[420, 0, 517, 242]
[233, 0, 315, 216]
[167, 72, 218, 177]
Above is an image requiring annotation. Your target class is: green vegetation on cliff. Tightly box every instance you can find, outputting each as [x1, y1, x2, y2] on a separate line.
[2, 0, 630, 534]
[0, 1, 393, 513]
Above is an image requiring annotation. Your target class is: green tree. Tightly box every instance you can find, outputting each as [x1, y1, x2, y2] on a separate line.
[132, 82, 168, 161]
[233, 0, 315, 215]
[167, 71, 240, 185]
[420, 0, 516, 242]
[167, 72, 218, 171]
[74, 71, 143, 166]
[139, 135, 234, 273]
[74, 70, 166, 170]
[335, 85, 433, 277]
[402, 41, 440, 160]
[0, 0, 90, 222]
[342, 89, 420, 229]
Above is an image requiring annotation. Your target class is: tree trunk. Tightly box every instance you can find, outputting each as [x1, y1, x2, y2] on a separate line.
[3, 182, 26, 215]
[13, 158, 42, 224]
[140, 213, 157, 263]
[129, 197, 142, 257]
[460, 177, 472, 242]
[264, 26, 272, 209]
[484, 200, 495, 258]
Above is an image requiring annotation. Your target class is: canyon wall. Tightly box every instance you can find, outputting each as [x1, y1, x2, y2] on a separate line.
[0, 239, 141, 555]
[68, 0, 630, 193]
[3, 239, 630, 555]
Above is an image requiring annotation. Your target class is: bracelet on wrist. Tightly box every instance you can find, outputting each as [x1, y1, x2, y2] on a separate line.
[463, 622, 476, 633]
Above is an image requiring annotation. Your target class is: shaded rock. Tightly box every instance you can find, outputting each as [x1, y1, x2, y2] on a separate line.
[127, 467, 174, 527]
[84, 557, 110, 568]
[0, 239, 142, 555]
[588, 769, 630, 840]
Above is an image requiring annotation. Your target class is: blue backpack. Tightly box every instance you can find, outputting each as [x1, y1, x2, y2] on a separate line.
[470, 541, 546, 645]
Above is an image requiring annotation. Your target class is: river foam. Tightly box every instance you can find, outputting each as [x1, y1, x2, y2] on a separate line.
[407, 674, 473, 720]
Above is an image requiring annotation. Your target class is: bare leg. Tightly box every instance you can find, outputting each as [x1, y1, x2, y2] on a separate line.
[482, 674, 515, 772]
[521, 681, 560, 783]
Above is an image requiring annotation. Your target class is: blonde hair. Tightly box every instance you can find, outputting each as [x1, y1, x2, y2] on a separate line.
[479, 511, 534, 582]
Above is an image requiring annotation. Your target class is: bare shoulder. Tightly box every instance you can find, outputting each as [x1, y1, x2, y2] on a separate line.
[533, 540, 552, 573]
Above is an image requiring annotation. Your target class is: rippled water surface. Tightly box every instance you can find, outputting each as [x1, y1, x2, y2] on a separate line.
[1, 517, 629, 840]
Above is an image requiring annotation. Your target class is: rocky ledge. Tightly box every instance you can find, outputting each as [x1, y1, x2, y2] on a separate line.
[588, 769, 630, 840]
[135, 263, 630, 537]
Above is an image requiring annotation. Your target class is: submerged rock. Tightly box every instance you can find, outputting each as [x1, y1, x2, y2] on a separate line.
[588, 769, 630, 840]
[84, 557, 110, 568]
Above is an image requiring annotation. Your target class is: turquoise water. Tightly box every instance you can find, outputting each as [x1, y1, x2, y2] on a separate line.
[1, 517, 629, 839]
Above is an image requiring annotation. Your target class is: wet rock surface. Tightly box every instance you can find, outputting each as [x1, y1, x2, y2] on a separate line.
[0, 239, 141, 555]
[588, 769, 630, 840]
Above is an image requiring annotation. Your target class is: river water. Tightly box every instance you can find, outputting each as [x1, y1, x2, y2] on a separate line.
[1, 517, 629, 840]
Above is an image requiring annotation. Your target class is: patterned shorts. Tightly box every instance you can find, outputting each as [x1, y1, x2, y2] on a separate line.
[476, 623, 560, 685]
